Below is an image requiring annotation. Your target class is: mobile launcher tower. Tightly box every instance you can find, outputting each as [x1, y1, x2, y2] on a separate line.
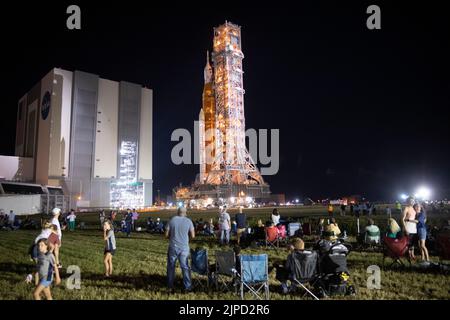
[175, 21, 271, 207]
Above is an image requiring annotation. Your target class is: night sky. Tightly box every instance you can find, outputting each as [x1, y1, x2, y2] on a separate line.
[1, 1, 449, 201]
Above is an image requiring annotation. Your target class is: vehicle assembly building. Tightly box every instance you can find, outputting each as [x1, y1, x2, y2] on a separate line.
[175, 21, 271, 206]
[4, 68, 153, 210]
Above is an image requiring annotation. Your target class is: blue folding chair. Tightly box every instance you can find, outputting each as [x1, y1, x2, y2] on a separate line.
[191, 248, 209, 290]
[288, 222, 301, 238]
[236, 254, 269, 300]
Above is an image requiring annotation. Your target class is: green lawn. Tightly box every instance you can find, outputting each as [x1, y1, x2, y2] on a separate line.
[0, 207, 449, 300]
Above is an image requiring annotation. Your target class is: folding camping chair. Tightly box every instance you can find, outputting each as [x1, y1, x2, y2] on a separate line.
[277, 224, 287, 244]
[382, 235, 410, 268]
[214, 251, 236, 292]
[265, 226, 279, 249]
[287, 250, 320, 300]
[191, 248, 209, 290]
[302, 222, 312, 236]
[235, 254, 270, 300]
[436, 232, 450, 260]
[364, 229, 381, 250]
[288, 222, 301, 238]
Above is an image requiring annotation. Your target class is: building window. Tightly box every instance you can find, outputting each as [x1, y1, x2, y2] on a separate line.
[110, 140, 143, 208]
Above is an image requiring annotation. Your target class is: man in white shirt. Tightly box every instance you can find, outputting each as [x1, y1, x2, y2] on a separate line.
[218, 206, 231, 245]
[51, 208, 62, 268]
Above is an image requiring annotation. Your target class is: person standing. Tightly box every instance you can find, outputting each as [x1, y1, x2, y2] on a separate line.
[354, 203, 360, 218]
[362, 202, 368, 216]
[32, 239, 61, 300]
[235, 207, 247, 245]
[340, 204, 346, 216]
[395, 201, 402, 215]
[386, 206, 392, 218]
[132, 209, 139, 230]
[271, 208, 281, 226]
[367, 203, 373, 216]
[50, 208, 63, 268]
[402, 197, 418, 261]
[414, 203, 430, 264]
[8, 210, 16, 228]
[103, 220, 116, 277]
[165, 207, 195, 293]
[67, 210, 76, 231]
[327, 204, 334, 217]
[218, 206, 231, 245]
[125, 209, 133, 237]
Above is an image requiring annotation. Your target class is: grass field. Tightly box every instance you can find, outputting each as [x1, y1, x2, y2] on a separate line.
[0, 206, 449, 300]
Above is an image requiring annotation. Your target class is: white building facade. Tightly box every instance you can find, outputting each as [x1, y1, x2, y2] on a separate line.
[13, 68, 153, 209]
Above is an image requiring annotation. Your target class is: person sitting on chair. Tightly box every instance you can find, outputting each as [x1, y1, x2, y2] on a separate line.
[364, 219, 380, 244]
[282, 238, 311, 294]
[275, 240, 296, 294]
[387, 218, 401, 239]
[324, 218, 341, 241]
[252, 220, 266, 244]
[271, 209, 281, 226]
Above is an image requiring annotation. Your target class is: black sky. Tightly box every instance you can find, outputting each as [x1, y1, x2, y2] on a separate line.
[1, 1, 449, 201]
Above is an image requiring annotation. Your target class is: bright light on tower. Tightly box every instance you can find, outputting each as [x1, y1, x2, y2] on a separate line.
[415, 186, 431, 200]
[400, 194, 408, 200]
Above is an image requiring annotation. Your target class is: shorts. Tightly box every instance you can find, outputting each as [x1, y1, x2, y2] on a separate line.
[417, 228, 427, 241]
[39, 279, 52, 288]
[104, 249, 116, 256]
[49, 239, 61, 247]
[408, 233, 417, 248]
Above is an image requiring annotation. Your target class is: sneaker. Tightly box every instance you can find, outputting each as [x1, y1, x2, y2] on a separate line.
[183, 287, 193, 294]
[57, 264, 63, 269]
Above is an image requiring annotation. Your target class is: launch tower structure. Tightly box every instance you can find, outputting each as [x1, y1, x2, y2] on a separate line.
[204, 21, 265, 186]
[175, 21, 270, 205]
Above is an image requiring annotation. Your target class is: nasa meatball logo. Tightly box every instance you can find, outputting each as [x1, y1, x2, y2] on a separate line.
[41, 91, 51, 120]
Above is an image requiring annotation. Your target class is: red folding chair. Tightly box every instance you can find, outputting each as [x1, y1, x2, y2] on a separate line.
[265, 226, 279, 249]
[382, 235, 409, 268]
[277, 224, 287, 241]
[436, 232, 450, 260]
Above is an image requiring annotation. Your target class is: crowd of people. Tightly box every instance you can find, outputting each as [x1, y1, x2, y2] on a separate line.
[0, 210, 16, 230]
[326, 202, 380, 217]
[19, 199, 450, 299]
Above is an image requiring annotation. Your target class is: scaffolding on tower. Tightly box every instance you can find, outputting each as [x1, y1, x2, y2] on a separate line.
[206, 21, 266, 186]
[175, 21, 270, 205]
